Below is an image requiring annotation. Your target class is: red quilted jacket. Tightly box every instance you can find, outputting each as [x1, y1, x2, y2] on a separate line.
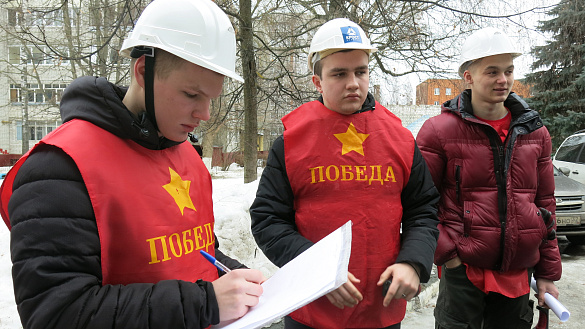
[417, 90, 561, 281]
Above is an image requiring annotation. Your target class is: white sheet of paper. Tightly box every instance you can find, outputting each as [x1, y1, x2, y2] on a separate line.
[214, 220, 353, 329]
[530, 277, 570, 322]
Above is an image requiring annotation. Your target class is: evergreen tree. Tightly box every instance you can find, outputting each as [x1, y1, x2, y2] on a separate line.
[525, 0, 585, 149]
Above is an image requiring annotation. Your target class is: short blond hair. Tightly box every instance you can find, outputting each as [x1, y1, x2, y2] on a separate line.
[130, 48, 186, 81]
[154, 49, 186, 79]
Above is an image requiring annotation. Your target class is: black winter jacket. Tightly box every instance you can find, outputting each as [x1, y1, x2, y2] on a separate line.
[7, 76, 244, 329]
[250, 95, 440, 283]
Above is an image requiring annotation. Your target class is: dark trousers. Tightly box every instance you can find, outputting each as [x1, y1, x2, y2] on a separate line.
[434, 264, 534, 329]
[284, 316, 401, 329]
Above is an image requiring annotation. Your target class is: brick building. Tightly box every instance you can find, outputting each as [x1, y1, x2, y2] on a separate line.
[415, 78, 532, 105]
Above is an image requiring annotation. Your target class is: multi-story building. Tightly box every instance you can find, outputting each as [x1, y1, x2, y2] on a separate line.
[1, 1, 306, 168]
[416, 78, 532, 106]
[0, 0, 143, 161]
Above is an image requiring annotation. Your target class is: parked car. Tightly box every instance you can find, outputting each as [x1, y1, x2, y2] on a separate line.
[554, 164, 585, 245]
[553, 130, 585, 185]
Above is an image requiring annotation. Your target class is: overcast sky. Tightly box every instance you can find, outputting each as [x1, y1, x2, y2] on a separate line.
[374, 0, 562, 105]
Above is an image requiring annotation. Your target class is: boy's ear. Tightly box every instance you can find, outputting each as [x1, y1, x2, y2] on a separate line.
[133, 56, 147, 89]
[312, 75, 323, 93]
[463, 70, 473, 85]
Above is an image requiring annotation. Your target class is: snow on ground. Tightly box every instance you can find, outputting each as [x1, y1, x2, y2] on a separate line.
[210, 165, 279, 278]
[0, 222, 19, 329]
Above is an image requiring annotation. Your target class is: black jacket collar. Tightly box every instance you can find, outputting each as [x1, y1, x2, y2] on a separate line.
[317, 92, 376, 114]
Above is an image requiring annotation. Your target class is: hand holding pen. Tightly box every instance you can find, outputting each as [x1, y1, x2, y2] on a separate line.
[200, 250, 232, 273]
[199, 249, 266, 322]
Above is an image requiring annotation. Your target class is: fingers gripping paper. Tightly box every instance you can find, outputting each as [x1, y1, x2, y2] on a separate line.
[215, 220, 353, 329]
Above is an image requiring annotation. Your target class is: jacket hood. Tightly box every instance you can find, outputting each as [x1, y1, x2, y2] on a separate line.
[60, 76, 180, 150]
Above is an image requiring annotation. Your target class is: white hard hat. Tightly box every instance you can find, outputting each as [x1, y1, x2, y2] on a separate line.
[120, 0, 243, 82]
[308, 18, 377, 72]
[458, 27, 521, 77]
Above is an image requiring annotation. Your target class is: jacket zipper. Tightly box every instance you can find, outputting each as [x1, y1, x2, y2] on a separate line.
[494, 143, 507, 271]
[455, 165, 461, 204]
[480, 124, 507, 272]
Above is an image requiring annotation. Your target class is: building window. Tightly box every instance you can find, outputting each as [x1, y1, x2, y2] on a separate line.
[44, 8, 64, 27]
[434, 88, 440, 95]
[17, 121, 60, 141]
[8, 46, 21, 64]
[7, 8, 24, 26]
[434, 101, 440, 105]
[14, 46, 55, 65]
[10, 83, 67, 104]
[446, 88, 452, 96]
[9, 85, 20, 103]
[7, 7, 66, 27]
[8, 45, 70, 66]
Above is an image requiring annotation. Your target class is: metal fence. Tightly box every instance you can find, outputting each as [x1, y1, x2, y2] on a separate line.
[387, 105, 441, 137]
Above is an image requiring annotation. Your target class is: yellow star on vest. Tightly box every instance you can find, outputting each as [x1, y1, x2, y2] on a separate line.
[334, 122, 369, 156]
[162, 168, 197, 215]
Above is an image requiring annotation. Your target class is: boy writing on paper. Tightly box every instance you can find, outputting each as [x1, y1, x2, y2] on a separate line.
[0, 1, 265, 328]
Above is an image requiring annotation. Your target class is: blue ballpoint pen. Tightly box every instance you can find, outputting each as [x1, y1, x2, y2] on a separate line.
[200, 250, 232, 273]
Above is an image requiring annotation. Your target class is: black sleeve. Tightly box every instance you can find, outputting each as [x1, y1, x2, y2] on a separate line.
[214, 237, 247, 274]
[250, 136, 314, 267]
[8, 145, 219, 329]
[395, 143, 440, 283]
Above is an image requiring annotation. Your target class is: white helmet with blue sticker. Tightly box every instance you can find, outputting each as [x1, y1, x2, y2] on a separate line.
[308, 18, 377, 72]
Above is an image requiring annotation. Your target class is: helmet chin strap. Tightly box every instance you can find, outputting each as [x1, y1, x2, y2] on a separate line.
[130, 46, 158, 132]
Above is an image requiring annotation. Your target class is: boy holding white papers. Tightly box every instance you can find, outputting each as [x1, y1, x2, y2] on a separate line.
[250, 18, 440, 329]
[416, 27, 561, 329]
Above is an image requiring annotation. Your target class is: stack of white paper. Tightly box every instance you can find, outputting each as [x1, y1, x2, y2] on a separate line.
[215, 220, 353, 329]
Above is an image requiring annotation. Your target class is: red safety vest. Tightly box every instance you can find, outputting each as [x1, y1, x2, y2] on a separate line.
[0, 119, 218, 285]
[283, 101, 414, 328]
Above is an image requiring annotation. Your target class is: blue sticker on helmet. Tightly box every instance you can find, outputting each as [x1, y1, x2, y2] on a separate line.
[341, 26, 362, 44]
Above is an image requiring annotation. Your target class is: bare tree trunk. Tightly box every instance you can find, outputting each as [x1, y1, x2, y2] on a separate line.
[201, 131, 215, 159]
[21, 65, 29, 154]
[61, 1, 79, 79]
[200, 122, 223, 170]
[239, 0, 258, 183]
[21, 86, 29, 154]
